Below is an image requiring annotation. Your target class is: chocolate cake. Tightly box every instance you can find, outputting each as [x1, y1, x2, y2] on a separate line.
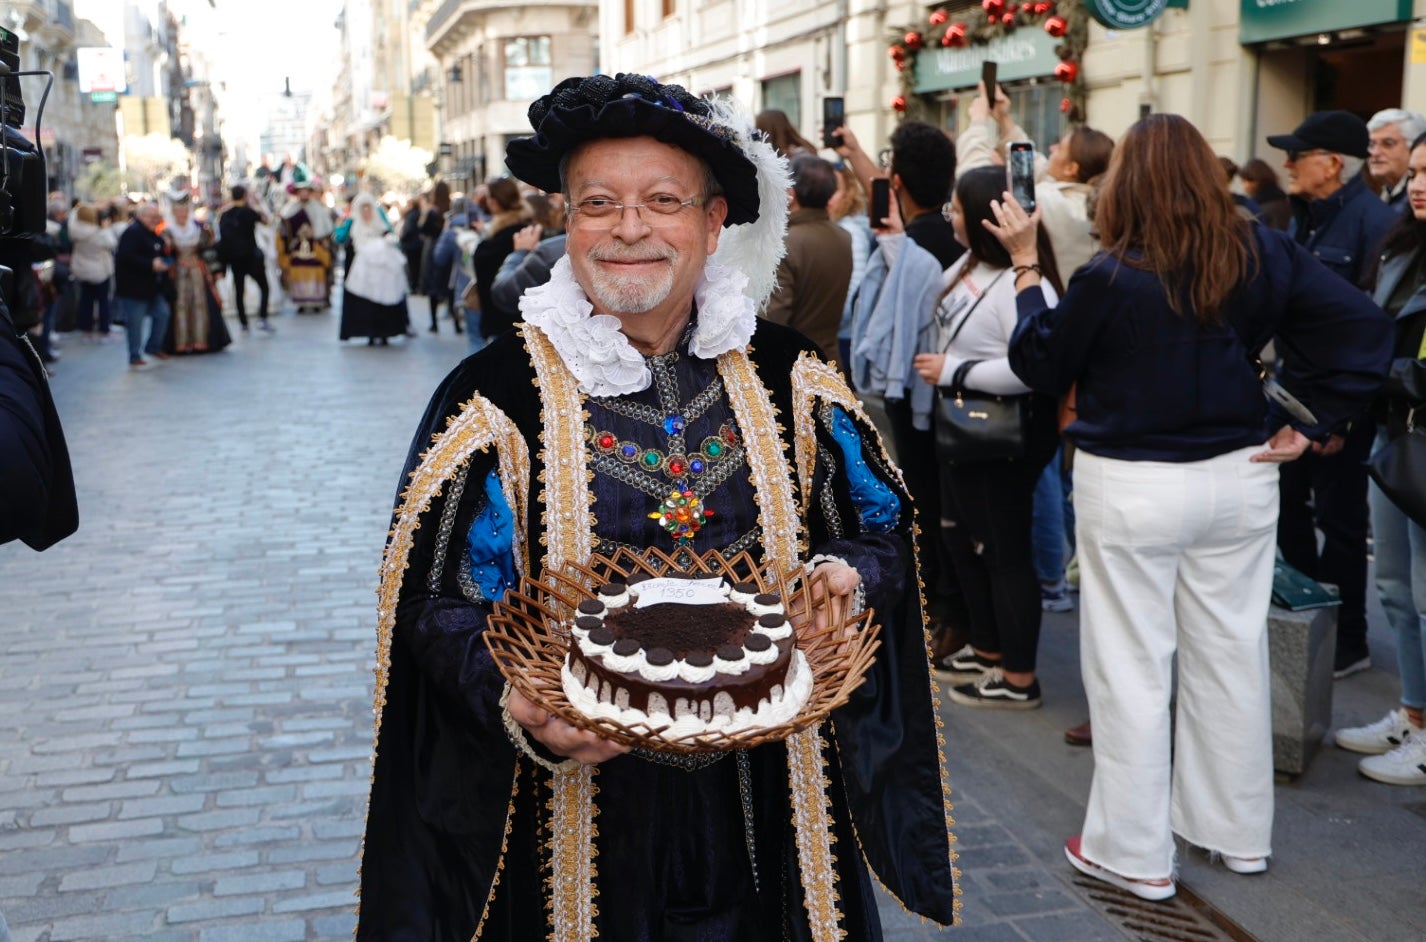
[560, 575, 812, 737]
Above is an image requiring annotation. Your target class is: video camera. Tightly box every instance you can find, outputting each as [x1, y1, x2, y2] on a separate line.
[0, 25, 54, 327]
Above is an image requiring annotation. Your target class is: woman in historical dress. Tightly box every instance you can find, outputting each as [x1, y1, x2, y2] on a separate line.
[277, 171, 335, 312]
[163, 193, 231, 355]
[337, 193, 409, 345]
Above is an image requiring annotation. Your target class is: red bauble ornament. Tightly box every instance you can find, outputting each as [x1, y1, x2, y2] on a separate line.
[1060, 97, 1072, 113]
[930, 9, 949, 25]
[944, 22, 969, 46]
[1002, 12, 1015, 25]
[1006, 3, 1019, 13]
[982, 0, 1005, 17]
[1054, 60, 1079, 83]
[904, 30, 924, 50]
[1044, 14, 1068, 37]
[892, 95, 907, 112]
[888, 44, 904, 60]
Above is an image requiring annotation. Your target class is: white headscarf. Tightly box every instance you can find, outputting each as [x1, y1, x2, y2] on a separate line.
[349, 193, 389, 250]
[163, 196, 201, 251]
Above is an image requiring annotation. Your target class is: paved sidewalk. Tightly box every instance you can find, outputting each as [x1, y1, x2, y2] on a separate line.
[2, 298, 1420, 940]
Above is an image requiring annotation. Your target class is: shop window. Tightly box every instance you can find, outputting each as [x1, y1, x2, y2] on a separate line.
[504, 36, 552, 101]
[1007, 83, 1064, 155]
[761, 72, 801, 128]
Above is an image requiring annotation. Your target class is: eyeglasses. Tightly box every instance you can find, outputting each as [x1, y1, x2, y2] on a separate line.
[567, 195, 703, 228]
[1286, 148, 1329, 162]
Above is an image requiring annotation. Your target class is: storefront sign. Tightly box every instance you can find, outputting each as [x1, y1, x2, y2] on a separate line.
[1240, 0, 1411, 45]
[1085, 0, 1171, 29]
[1413, 28, 1426, 64]
[76, 47, 125, 94]
[914, 30, 1062, 94]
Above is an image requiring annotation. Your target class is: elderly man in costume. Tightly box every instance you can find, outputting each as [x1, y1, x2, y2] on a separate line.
[276, 166, 335, 312]
[357, 74, 958, 941]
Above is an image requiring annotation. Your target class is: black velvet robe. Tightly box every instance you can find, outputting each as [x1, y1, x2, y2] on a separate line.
[358, 320, 957, 940]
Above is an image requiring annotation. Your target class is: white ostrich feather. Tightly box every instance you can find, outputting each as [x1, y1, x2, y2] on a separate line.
[705, 95, 791, 311]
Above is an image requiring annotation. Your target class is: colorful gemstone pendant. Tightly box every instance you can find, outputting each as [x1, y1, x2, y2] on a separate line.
[648, 487, 715, 545]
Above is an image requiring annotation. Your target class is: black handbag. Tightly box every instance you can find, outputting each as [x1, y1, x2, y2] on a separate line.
[929, 269, 1030, 464]
[934, 359, 1032, 464]
[1368, 407, 1426, 529]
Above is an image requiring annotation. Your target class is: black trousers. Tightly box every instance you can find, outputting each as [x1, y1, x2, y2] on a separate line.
[883, 395, 968, 634]
[229, 253, 269, 327]
[1276, 418, 1375, 656]
[939, 448, 1053, 675]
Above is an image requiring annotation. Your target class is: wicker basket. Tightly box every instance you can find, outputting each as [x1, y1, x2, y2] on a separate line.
[484, 546, 880, 753]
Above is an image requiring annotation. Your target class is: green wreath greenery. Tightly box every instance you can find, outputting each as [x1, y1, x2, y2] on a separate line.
[887, 0, 1088, 124]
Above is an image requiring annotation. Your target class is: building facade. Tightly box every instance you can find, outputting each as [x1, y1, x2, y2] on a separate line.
[418, 0, 598, 192]
[599, 0, 1426, 174]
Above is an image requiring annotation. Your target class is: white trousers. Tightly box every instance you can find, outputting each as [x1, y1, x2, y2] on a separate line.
[1074, 445, 1278, 879]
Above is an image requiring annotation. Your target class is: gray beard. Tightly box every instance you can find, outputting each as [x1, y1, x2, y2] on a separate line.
[586, 264, 676, 315]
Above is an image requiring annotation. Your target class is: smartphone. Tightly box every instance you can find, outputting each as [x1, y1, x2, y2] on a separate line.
[869, 178, 891, 227]
[1007, 141, 1036, 215]
[981, 60, 998, 100]
[822, 97, 845, 149]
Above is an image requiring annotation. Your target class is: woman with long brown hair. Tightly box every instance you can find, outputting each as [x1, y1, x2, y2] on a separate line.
[988, 114, 1392, 899]
[755, 109, 816, 159]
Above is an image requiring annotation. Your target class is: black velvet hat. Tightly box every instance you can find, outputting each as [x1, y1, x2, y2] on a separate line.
[505, 73, 761, 226]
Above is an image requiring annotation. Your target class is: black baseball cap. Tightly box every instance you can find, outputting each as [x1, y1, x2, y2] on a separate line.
[1267, 111, 1370, 159]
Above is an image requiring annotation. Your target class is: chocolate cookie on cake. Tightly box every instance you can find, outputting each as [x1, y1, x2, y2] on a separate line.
[560, 574, 812, 738]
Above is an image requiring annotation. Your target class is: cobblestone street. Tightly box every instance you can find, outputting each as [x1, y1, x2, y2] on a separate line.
[1, 301, 1131, 940]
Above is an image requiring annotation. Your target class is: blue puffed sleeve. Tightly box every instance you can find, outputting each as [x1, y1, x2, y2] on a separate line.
[466, 468, 517, 600]
[829, 406, 900, 532]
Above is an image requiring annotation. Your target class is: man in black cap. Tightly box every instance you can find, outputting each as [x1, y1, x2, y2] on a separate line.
[1268, 111, 1396, 679]
[356, 73, 957, 940]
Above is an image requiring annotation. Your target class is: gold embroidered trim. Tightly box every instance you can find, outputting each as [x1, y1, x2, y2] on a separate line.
[789, 355, 909, 512]
[550, 764, 598, 939]
[472, 760, 522, 939]
[789, 354, 960, 925]
[716, 347, 805, 567]
[360, 391, 531, 931]
[722, 350, 847, 938]
[786, 726, 844, 942]
[525, 324, 600, 942]
[371, 392, 531, 739]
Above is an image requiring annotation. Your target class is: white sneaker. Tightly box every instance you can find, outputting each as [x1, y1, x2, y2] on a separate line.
[1359, 736, 1426, 786]
[1334, 708, 1422, 755]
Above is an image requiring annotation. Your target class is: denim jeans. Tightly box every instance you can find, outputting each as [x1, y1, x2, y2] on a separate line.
[78, 278, 112, 333]
[1368, 433, 1426, 710]
[1031, 446, 1069, 583]
[119, 295, 171, 362]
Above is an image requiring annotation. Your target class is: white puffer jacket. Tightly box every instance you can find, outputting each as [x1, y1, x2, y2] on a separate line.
[68, 212, 117, 284]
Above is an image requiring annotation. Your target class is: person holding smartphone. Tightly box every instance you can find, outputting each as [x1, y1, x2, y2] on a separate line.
[912, 167, 1065, 709]
[838, 120, 972, 662]
[988, 113, 1392, 898]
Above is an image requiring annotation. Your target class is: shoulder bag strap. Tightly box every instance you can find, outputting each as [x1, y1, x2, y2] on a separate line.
[938, 268, 1009, 356]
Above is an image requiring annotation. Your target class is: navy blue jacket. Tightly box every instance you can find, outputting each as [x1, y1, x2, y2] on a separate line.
[114, 221, 169, 300]
[1289, 175, 1396, 286]
[1008, 224, 1393, 462]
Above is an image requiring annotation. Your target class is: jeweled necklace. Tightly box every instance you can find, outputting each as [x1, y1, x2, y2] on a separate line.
[586, 342, 743, 545]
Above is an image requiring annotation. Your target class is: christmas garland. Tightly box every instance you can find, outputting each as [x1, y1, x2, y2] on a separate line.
[887, 0, 1088, 124]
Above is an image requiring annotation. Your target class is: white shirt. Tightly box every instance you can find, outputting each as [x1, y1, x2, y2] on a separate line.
[930, 255, 1059, 394]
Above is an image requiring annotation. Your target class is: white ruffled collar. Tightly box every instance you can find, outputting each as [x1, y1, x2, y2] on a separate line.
[518, 255, 756, 397]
